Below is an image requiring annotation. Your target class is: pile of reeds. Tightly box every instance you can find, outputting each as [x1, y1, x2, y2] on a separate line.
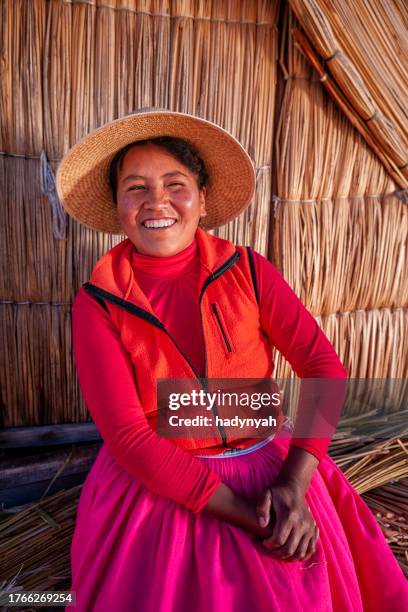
[0, 486, 79, 597]
[1, 0, 279, 428]
[363, 480, 408, 576]
[327, 405, 408, 574]
[329, 434, 408, 576]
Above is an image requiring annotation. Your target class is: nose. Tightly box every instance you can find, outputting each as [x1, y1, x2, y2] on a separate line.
[143, 185, 169, 210]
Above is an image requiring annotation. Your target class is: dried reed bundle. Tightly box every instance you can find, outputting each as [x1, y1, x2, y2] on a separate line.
[0, 153, 122, 424]
[342, 438, 408, 494]
[288, 0, 408, 185]
[151, 0, 171, 108]
[324, 308, 408, 380]
[273, 192, 408, 316]
[0, 299, 75, 425]
[292, 29, 407, 189]
[190, 0, 211, 115]
[169, 0, 194, 112]
[362, 480, 408, 576]
[0, 486, 79, 593]
[94, 3, 116, 125]
[0, 157, 70, 301]
[330, 411, 408, 460]
[316, 0, 408, 147]
[0, 0, 45, 155]
[42, 1, 72, 158]
[231, 0, 279, 252]
[275, 306, 408, 383]
[112, 2, 137, 115]
[270, 6, 407, 383]
[199, 0, 279, 252]
[69, 1, 97, 141]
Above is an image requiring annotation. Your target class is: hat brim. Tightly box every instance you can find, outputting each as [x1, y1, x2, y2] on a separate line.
[55, 110, 255, 234]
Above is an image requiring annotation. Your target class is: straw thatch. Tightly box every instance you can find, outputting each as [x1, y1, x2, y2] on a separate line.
[288, 0, 408, 186]
[1, 0, 407, 588]
[1, 0, 279, 426]
[271, 4, 408, 385]
[1, 0, 407, 425]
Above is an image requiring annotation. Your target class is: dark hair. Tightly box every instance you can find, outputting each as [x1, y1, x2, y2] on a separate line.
[108, 136, 208, 204]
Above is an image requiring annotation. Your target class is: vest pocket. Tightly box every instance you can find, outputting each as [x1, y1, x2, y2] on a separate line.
[211, 303, 233, 353]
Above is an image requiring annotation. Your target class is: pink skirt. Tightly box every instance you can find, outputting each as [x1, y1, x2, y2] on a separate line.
[68, 436, 408, 611]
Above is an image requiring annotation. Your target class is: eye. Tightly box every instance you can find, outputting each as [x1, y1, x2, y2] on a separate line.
[128, 185, 145, 191]
[168, 182, 184, 188]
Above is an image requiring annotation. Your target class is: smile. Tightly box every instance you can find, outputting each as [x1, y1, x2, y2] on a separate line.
[142, 219, 177, 229]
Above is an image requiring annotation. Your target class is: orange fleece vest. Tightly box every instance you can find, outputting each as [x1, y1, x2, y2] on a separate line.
[84, 227, 283, 455]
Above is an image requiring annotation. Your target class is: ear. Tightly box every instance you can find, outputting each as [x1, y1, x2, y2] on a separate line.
[199, 186, 207, 217]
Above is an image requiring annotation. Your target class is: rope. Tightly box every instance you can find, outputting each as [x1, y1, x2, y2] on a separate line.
[335, 306, 407, 317]
[283, 75, 327, 83]
[326, 49, 341, 62]
[0, 151, 60, 162]
[255, 164, 270, 183]
[60, 1, 277, 26]
[40, 150, 67, 240]
[366, 110, 381, 122]
[272, 191, 407, 204]
[395, 189, 408, 205]
[0, 301, 71, 305]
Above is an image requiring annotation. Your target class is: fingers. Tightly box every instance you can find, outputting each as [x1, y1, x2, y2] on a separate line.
[292, 532, 310, 560]
[262, 509, 320, 561]
[256, 489, 272, 528]
[303, 523, 320, 560]
[265, 526, 315, 561]
[262, 513, 292, 550]
[291, 525, 319, 562]
[258, 483, 320, 562]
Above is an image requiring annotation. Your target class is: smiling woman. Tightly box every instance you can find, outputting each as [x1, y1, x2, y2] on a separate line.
[110, 140, 207, 257]
[55, 109, 408, 612]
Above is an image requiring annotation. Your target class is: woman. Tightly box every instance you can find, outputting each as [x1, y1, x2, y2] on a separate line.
[56, 109, 408, 611]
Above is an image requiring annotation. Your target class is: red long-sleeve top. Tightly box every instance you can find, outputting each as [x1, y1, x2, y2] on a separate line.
[72, 237, 347, 513]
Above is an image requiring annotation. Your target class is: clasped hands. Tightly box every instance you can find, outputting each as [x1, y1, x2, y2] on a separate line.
[254, 480, 319, 562]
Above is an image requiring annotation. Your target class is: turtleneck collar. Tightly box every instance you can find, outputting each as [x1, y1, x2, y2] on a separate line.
[89, 226, 237, 307]
[131, 238, 199, 280]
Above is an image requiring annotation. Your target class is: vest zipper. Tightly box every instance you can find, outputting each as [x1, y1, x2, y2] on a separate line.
[197, 251, 240, 447]
[84, 249, 240, 448]
[211, 303, 232, 353]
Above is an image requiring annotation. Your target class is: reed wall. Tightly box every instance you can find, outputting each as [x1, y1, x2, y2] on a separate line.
[272, 6, 408, 414]
[1, 0, 279, 425]
[1, 0, 407, 426]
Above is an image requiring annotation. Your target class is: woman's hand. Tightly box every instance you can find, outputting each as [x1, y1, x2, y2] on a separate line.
[202, 447, 320, 551]
[203, 482, 277, 539]
[256, 483, 319, 561]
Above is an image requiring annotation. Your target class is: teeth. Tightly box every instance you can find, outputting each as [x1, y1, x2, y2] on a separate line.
[143, 219, 176, 229]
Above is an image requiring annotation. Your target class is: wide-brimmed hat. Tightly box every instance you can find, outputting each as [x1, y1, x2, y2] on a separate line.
[55, 108, 256, 234]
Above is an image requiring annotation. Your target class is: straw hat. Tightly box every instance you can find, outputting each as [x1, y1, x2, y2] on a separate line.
[55, 108, 256, 234]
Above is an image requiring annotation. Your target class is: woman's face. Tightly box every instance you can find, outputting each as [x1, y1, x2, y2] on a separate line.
[115, 143, 207, 257]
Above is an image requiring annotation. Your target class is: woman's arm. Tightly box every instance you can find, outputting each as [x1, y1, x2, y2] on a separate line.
[249, 251, 347, 560]
[253, 249, 348, 465]
[73, 287, 223, 514]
